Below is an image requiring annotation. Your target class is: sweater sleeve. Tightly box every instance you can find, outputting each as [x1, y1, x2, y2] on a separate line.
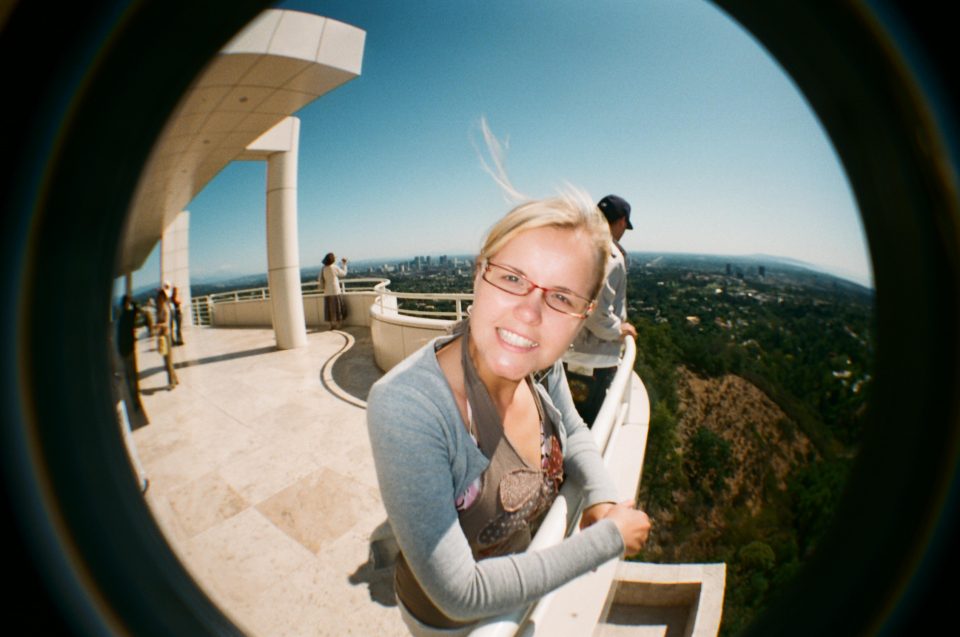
[367, 373, 624, 623]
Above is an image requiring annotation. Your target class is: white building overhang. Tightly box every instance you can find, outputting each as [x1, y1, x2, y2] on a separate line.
[117, 9, 365, 275]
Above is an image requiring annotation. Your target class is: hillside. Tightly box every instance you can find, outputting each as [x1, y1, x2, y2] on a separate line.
[625, 254, 872, 635]
[677, 367, 816, 514]
[642, 366, 817, 562]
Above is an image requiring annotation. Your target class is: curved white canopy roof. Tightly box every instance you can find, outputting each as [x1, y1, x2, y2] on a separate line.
[118, 9, 365, 274]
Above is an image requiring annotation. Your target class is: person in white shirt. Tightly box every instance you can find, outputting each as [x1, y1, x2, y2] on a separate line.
[563, 194, 637, 427]
[319, 252, 348, 329]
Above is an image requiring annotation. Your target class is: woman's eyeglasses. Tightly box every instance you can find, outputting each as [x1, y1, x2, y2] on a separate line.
[481, 261, 595, 318]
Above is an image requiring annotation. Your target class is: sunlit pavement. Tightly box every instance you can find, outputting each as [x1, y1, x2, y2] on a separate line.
[132, 326, 404, 637]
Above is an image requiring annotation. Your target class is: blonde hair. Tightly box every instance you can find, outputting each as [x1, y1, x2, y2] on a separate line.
[478, 188, 612, 300]
[473, 117, 611, 299]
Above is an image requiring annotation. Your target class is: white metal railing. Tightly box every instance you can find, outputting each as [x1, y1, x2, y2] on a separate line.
[190, 286, 270, 326]
[469, 337, 638, 637]
[190, 277, 390, 326]
[375, 289, 474, 321]
[191, 296, 213, 326]
[190, 278, 478, 326]
[303, 277, 390, 296]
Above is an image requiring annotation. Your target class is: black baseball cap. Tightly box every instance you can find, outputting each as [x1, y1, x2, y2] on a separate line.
[597, 194, 633, 230]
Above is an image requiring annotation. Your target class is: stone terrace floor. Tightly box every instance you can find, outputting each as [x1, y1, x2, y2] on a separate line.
[131, 325, 406, 637]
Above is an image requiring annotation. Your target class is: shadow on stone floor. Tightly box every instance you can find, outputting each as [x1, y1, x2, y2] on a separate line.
[137, 344, 279, 380]
[349, 519, 398, 607]
[330, 326, 384, 403]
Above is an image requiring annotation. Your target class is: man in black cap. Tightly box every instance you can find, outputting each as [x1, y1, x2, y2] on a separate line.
[564, 194, 637, 426]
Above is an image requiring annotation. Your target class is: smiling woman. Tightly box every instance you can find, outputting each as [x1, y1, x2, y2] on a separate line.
[1, 2, 958, 637]
[367, 190, 652, 633]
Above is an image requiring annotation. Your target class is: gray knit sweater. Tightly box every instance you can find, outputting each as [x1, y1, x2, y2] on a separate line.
[366, 333, 625, 624]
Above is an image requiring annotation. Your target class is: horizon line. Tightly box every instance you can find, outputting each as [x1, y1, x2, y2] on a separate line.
[124, 249, 873, 297]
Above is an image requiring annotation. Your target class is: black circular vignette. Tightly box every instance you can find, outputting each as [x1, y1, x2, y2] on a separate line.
[2, 1, 957, 635]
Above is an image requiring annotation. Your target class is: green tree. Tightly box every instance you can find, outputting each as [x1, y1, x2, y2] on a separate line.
[633, 317, 680, 410]
[788, 457, 852, 557]
[738, 540, 776, 571]
[684, 426, 733, 501]
[639, 400, 686, 510]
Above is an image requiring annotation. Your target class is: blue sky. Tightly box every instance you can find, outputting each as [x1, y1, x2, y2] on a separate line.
[133, 0, 873, 290]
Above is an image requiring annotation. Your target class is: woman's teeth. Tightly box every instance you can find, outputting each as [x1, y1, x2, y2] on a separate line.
[498, 328, 538, 349]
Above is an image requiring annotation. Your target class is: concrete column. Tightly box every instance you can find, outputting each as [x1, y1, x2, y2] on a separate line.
[160, 210, 193, 330]
[265, 118, 307, 349]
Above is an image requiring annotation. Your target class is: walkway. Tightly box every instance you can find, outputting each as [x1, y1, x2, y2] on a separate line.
[132, 326, 404, 637]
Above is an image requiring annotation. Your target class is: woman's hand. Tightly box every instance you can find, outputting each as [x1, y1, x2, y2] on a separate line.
[580, 502, 615, 530]
[599, 500, 651, 557]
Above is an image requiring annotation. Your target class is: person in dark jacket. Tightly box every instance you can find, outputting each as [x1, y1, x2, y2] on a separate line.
[170, 286, 184, 345]
[117, 295, 147, 418]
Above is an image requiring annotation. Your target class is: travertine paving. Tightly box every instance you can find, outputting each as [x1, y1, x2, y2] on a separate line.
[132, 326, 404, 637]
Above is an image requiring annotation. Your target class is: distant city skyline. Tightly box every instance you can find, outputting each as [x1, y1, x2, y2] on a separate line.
[127, 0, 874, 293]
[128, 250, 865, 302]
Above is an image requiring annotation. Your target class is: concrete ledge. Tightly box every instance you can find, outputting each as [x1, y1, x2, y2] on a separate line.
[599, 562, 727, 637]
[604, 373, 650, 502]
[368, 298, 454, 371]
[211, 292, 378, 329]
[211, 297, 273, 327]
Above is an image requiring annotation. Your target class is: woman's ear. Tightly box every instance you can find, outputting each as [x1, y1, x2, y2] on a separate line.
[473, 262, 484, 292]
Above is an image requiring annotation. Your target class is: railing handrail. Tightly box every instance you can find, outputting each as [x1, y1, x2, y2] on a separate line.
[371, 286, 474, 323]
[304, 277, 391, 295]
[193, 277, 390, 303]
[468, 337, 638, 637]
[388, 309, 466, 319]
[190, 277, 473, 325]
[374, 290, 473, 301]
[190, 278, 393, 326]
